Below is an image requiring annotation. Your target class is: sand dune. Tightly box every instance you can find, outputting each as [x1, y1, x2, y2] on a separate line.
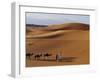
[26, 23, 89, 67]
[26, 23, 89, 39]
[47, 23, 89, 31]
[26, 30, 66, 38]
[26, 30, 89, 40]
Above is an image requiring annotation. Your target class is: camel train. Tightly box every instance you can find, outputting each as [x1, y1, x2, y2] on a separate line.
[26, 52, 62, 61]
[26, 52, 53, 60]
[26, 52, 76, 62]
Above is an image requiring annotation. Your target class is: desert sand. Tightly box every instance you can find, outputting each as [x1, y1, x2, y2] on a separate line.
[26, 23, 89, 67]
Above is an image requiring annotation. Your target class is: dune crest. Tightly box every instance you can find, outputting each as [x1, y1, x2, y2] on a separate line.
[46, 23, 89, 31]
[26, 30, 66, 38]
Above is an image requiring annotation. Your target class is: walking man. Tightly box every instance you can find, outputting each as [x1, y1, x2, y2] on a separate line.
[56, 53, 61, 62]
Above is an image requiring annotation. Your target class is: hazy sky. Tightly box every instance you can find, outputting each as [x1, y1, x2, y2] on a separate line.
[26, 12, 89, 25]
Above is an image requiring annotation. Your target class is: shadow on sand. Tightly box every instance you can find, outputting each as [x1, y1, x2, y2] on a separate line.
[30, 57, 77, 62]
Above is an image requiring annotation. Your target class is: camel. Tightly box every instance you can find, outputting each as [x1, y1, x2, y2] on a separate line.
[34, 53, 42, 60]
[26, 53, 34, 59]
[43, 53, 52, 59]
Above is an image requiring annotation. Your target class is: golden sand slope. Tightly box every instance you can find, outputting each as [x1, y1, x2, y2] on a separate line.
[26, 23, 89, 39]
[26, 23, 89, 67]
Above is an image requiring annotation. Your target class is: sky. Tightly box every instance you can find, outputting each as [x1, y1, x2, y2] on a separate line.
[26, 12, 89, 25]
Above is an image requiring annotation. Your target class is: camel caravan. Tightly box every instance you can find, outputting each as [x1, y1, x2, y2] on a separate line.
[26, 52, 76, 62]
[26, 52, 53, 59]
[26, 52, 62, 61]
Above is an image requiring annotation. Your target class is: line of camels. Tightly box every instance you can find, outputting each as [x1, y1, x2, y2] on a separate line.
[26, 52, 76, 62]
[26, 52, 53, 59]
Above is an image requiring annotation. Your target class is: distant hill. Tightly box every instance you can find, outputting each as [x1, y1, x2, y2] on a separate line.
[26, 23, 89, 30]
[26, 24, 47, 27]
[47, 23, 89, 31]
